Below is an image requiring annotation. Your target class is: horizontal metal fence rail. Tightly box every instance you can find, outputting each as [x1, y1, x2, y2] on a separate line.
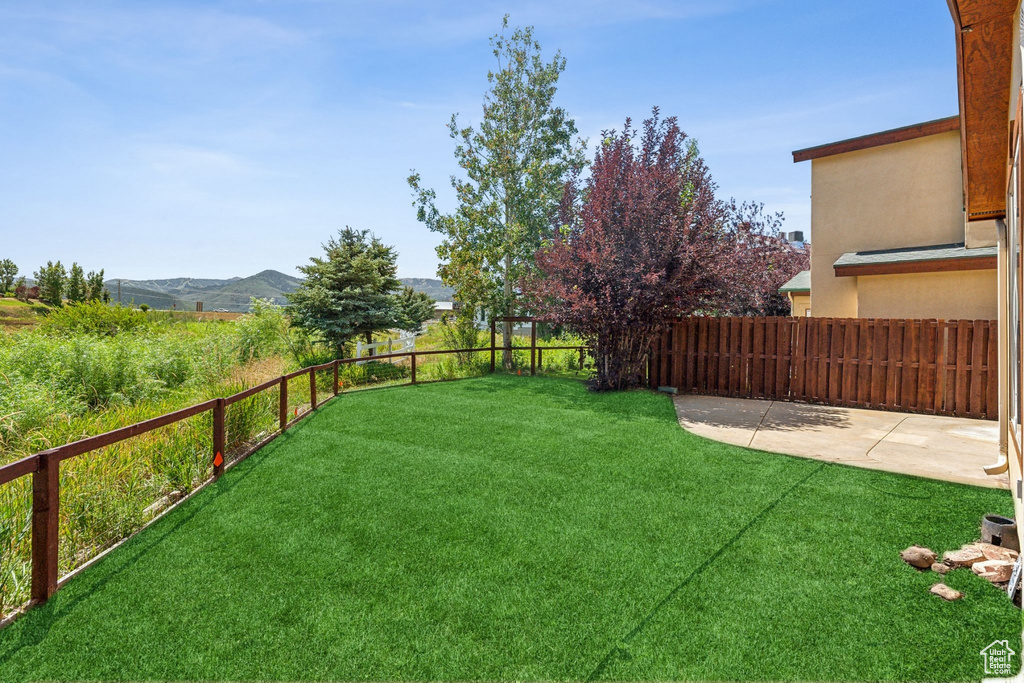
[650, 316, 999, 420]
[0, 316, 585, 615]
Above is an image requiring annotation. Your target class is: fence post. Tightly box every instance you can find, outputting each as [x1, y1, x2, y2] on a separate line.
[279, 376, 288, 431]
[530, 321, 537, 376]
[538, 347, 543, 372]
[212, 398, 225, 478]
[410, 353, 417, 384]
[309, 368, 317, 410]
[580, 347, 585, 372]
[490, 320, 496, 373]
[333, 360, 340, 396]
[31, 449, 60, 604]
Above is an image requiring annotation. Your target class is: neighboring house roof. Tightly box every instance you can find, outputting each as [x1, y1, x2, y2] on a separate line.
[833, 242, 997, 277]
[792, 116, 960, 163]
[779, 270, 810, 293]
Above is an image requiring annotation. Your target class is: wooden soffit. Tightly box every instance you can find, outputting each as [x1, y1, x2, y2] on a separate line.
[948, 0, 1018, 221]
[834, 256, 997, 277]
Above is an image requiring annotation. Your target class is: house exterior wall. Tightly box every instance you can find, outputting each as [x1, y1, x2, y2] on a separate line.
[1007, 0, 1023, 572]
[787, 292, 811, 317]
[854, 270, 998, 320]
[809, 130, 968, 318]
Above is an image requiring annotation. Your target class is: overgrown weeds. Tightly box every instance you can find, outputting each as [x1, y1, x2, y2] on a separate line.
[0, 302, 298, 615]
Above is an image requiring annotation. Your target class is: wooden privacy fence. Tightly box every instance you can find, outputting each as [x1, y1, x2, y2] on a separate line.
[650, 316, 999, 420]
[0, 317, 584, 614]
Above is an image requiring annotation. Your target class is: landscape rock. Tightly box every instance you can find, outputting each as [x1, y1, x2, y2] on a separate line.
[975, 542, 1019, 563]
[900, 545, 937, 569]
[942, 546, 986, 567]
[931, 562, 950, 575]
[972, 559, 1015, 583]
[930, 583, 963, 601]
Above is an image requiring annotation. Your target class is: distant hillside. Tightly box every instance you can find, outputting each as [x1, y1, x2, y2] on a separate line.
[106, 270, 300, 312]
[112, 277, 240, 294]
[400, 278, 453, 301]
[104, 272, 450, 312]
[203, 270, 303, 308]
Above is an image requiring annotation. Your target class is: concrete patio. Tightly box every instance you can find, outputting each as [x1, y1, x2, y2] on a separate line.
[673, 395, 1007, 489]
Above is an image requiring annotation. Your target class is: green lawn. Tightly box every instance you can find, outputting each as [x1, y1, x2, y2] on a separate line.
[0, 298, 49, 318]
[0, 375, 1018, 681]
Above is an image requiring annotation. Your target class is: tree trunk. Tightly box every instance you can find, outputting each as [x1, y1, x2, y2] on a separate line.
[591, 328, 652, 391]
[502, 252, 513, 370]
[365, 331, 374, 357]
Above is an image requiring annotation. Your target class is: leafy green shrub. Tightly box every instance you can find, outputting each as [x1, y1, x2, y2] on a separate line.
[40, 301, 148, 337]
[287, 326, 339, 368]
[235, 298, 289, 363]
[437, 313, 482, 365]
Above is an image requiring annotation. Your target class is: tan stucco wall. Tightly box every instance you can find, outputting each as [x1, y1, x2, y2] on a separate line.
[854, 270, 997, 320]
[809, 130, 967, 318]
[787, 293, 811, 317]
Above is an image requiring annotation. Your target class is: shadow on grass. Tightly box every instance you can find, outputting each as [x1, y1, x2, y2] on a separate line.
[455, 374, 674, 423]
[0, 431, 287, 666]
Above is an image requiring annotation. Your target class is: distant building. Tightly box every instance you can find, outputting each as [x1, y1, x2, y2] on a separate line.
[433, 301, 454, 318]
[779, 270, 811, 317]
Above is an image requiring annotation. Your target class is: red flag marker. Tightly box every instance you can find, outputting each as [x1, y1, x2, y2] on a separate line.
[213, 451, 223, 467]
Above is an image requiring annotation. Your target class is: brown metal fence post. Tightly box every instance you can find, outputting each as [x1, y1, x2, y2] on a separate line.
[31, 450, 60, 603]
[279, 376, 288, 431]
[537, 347, 543, 372]
[580, 347, 585, 372]
[309, 368, 317, 410]
[333, 360, 340, 396]
[212, 398, 225, 478]
[530, 321, 537, 376]
[410, 353, 417, 384]
[490, 320, 496, 373]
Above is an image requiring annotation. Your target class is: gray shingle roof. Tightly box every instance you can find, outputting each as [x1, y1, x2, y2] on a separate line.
[832, 242, 997, 268]
[779, 270, 811, 293]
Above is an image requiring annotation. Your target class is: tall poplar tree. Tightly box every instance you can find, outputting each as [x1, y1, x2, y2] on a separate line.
[0, 259, 17, 294]
[409, 17, 586, 366]
[34, 261, 66, 307]
[66, 263, 86, 303]
[86, 269, 107, 302]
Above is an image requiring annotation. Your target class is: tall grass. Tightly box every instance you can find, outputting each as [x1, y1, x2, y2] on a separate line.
[0, 304, 295, 615]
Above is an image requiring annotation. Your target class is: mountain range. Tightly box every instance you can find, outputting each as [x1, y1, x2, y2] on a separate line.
[104, 271, 454, 312]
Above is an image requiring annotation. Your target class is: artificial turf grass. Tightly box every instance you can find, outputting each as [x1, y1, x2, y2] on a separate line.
[0, 374, 1018, 681]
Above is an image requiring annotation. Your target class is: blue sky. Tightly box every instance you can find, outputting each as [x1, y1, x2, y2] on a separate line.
[0, 1, 958, 280]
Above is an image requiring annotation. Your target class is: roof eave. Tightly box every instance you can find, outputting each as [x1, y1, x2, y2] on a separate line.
[834, 255, 998, 277]
[792, 117, 960, 163]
